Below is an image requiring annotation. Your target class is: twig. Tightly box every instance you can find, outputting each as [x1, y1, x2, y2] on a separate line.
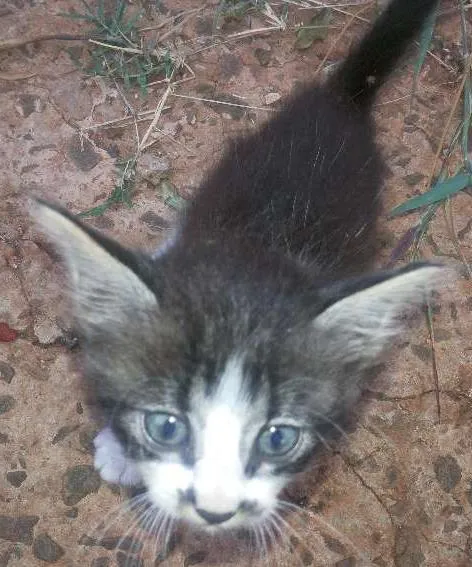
[226, 25, 285, 39]
[171, 92, 276, 112]
[0, 71, 36, 81]
[425, 301, 441, 424]
[157, 10, 201, 44]
[297, 0, 371, 23]
[138, 84, 172, 152]
[81, 108, 171, 131]
[138, 7, 204, 33]
[0, 33, 93, 51]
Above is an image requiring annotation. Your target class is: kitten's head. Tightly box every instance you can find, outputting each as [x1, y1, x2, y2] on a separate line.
[33, 201, 443, 531]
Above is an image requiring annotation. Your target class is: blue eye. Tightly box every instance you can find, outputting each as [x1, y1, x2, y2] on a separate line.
[144, 412, 188, 448]
[257, 425, 300, 457]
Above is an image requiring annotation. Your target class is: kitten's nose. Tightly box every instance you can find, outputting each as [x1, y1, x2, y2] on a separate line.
[195, 508, 236, 525]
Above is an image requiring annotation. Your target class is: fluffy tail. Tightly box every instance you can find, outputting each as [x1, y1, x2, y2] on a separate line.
[328, 0, 438, 106]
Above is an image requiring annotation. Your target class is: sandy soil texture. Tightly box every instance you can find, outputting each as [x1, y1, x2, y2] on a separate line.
[1, 1, 471, 566]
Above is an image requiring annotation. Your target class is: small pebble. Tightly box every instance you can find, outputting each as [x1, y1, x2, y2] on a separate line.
[62, 465, 101, 506]
[6, 470, 27, 487]
[33, 533, 65, 563]
[0, 361, 15, 383]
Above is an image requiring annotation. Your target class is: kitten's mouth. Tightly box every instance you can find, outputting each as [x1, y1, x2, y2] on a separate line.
[184, 506, 248, 531]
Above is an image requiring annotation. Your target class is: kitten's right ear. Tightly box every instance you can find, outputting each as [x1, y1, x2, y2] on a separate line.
[313, 264, 449, 366]
[31, 200, 157, 329]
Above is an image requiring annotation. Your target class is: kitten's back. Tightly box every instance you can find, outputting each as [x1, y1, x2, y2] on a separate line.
[182, 0, 438, 275]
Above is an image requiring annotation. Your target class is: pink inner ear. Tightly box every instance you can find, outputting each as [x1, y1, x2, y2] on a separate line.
[93, 426, 142, 487]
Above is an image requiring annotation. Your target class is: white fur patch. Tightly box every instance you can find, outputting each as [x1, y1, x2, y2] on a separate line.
[193, 405, 245, 514]
[191, 357, 250, 514]
[94, 427, 142, 486]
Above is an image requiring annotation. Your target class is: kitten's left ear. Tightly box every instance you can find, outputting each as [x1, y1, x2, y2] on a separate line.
[31, 200, 157, 328]
[314, 264, 448, 363]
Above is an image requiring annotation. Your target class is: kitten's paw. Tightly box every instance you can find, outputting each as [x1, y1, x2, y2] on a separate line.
[93, 427, 142, 487]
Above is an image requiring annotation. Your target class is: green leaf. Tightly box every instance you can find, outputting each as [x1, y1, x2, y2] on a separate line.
[295, 8, 332, 51]
[158, 181, 186, 211]
[78, 203, 109, 217]
[390, 172, 472, 217]
[414, 5, 438, 78]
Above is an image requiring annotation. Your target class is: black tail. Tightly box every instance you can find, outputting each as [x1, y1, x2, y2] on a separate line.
[328, 0, 438, 106]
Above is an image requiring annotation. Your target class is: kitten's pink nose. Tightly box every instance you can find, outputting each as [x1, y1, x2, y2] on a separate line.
[195, 508, 236, 525]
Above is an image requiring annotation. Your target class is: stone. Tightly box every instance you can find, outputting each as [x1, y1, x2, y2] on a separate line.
[0, 323, 18, 342]
[183, 551, 207, 566]
[67, 136, 101, 172]
[78, 427, 98, 454]
[138, 154, 170, 185]
[410, 344, 432, 363]
[0, 396, 15, 415]
[323, 536, 347, 555]
[32, 533, 65, 562]
[33, 318, 63, 345]
[0, 361, 15, 383]
[62, 465, 101, 506]
[434, 455, 462, 493]
[264, 92, 281, 105]
[0, 515, 39, 544]
[254, 47, 271, 66]
[140, 211, 170, 231]
[394, 526, 425, 567]
[403, 173, 425, 186]
[116, 551, 143, 567]
[52, 424, 80, 445]
[203, 93, 245, 120]
[51, 79, 93, 121]
[219, 53, 242, 79]
[91, 216, 114, 230]
[91, 558, 110, 567]
[6, 470, 27, 487]
[434, 328, 452, 341]
[17, 94, 42, 118]
[335, 558, 356, 567]
[65, 507, 78, 519]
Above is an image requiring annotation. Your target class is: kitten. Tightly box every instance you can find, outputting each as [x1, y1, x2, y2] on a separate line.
[34, 0, 442, 536]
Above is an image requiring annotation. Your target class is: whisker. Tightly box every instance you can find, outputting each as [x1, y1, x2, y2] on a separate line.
[263, 517, 281, 564]
[163, 516, 176, 552]
[250, 525, 262, 561]
[311, 409, 350, 440]
[270, 511, 305, 567]
[314, 429, 335, 452]
[259, 523, 270, 567]
[147, 508, 173, 563]
[115, 501, 154, 566]
[276, 500, 374, 565]
[148, 509, 165, 564]
[133, 505, 161, 566]
[82, 491, 149, 557]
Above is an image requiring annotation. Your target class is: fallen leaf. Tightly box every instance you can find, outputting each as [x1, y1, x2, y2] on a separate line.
[0, 323, 18, 342]
[295, 9, 332, 51]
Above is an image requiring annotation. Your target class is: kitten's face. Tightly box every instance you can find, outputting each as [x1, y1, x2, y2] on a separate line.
[33, 202, 442, 532]
[124, 357, 298, 530]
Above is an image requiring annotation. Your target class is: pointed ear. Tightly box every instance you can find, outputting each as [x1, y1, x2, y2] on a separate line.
[31, 200, 157, 329]
[314, 264, 447, 364]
